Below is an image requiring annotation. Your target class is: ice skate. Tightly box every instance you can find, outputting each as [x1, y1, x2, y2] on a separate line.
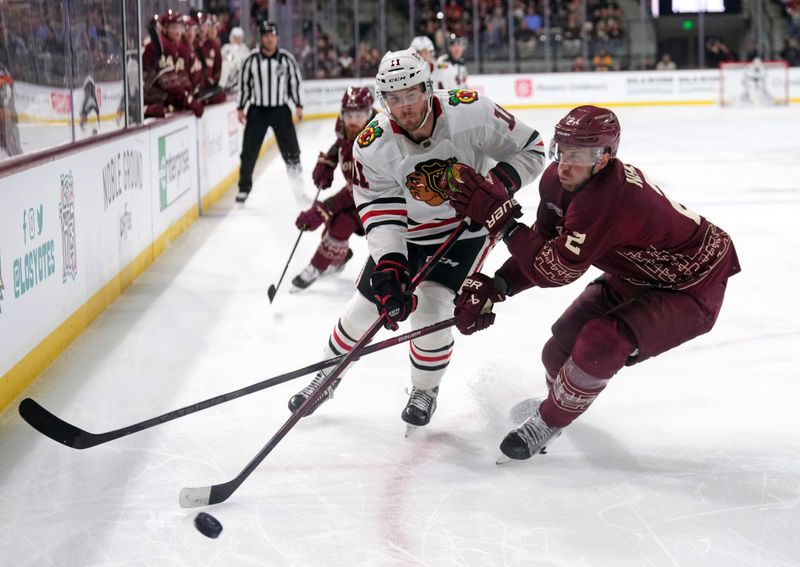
[235, 191, 250, 203]
[287, 371, 341, 415]
[290, 264, 322, 292]
[497, 403, 562, 464]
[402, 386, 438, 437]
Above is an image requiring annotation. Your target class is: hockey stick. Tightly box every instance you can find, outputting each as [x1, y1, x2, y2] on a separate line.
[179, 221, 469, 507]
[18, 317, 456, 450]
[267, 186, 323, 303]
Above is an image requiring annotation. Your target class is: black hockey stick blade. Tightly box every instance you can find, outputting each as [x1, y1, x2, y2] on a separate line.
[267, 187, 322, 304]
[18, 398, 105, 449]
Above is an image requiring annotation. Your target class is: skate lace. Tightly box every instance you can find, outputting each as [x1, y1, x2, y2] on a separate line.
[518, 415, 559, 453]
[406, 387, 437, 412]
[301, 372, 328, 397]
[299, 264, 321, 283]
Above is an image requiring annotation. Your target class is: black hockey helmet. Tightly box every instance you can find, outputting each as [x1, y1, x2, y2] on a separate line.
[260, 21, 278, 36]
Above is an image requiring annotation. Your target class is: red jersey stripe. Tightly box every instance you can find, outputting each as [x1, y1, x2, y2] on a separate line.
[332, 327, 353, 352]
[360, 208, 408, 223]
[408, 217, 462, 233]
[410, 342, 452, 363]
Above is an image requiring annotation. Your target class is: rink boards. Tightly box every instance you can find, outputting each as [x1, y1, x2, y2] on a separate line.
[0, 103, 255, 410]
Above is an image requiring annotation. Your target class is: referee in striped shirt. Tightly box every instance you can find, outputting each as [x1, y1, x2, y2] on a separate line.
[236, 21, 305, 204]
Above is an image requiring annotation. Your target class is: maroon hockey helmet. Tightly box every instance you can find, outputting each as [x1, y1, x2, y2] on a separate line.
[183, 14, 200, 29]
[160, 9, 183, 27]
[340, 86, 374, 113]
[553, 105, 620, 158]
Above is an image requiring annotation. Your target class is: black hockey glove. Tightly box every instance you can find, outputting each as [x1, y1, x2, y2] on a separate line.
[370, 254, 418, 330]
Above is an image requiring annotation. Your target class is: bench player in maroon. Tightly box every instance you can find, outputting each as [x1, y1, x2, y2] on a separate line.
[445, 105, 741, 462]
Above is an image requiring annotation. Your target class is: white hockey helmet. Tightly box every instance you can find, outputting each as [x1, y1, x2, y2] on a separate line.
[375, 49, 434, 129]
[410, 35, 435, 54]
[375, 48, 431, 93]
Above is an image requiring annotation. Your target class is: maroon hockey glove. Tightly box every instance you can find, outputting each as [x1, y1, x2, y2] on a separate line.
[442, 163, 522, 237]
[312, 152, 337, 189]
[454, 273, 506, 335]
[295, 201, 333, 231]
[188, 97, 204, 118]
[370, 254, 418, 330]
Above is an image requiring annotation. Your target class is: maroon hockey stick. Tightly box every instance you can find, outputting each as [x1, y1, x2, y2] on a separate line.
[180, 221, 469, 507]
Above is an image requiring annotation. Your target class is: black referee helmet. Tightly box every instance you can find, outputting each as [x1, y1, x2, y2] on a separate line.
[260, 21, 278, 35]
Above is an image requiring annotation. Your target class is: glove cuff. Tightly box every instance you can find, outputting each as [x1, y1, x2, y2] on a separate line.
[492, 274, 510, 296]
[375, 252, 408, 270]
[488, 162, 521, 193]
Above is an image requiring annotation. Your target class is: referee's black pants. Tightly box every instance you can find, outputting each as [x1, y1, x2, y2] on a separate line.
[238, 105, 301, 193]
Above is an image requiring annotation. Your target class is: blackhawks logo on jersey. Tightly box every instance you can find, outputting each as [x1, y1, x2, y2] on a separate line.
[448, 89, 479, 106]
[356, 120, 383, 148]
[405, 157, 458, 207]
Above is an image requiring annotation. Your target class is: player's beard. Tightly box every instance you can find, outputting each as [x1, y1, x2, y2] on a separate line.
[345, 123, 364, 141]
[394, 103, 427, 132]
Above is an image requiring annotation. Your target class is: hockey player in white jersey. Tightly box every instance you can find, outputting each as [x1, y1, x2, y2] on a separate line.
[741, 57, 773, 105]
[410, 35, 436, 68]
[287, 48, 545, 432]
[433, 33, 469, 90]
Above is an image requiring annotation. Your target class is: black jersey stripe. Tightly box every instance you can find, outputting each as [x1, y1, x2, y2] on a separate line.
[356, 197, 406, 213]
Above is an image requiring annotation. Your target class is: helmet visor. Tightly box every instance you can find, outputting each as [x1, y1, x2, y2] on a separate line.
[549, 139, 605, 166]
[382, 86, 427, 109]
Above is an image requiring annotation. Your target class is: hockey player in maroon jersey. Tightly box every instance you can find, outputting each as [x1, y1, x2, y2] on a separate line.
[181, 15, 204, 101]
[200, 14, 226, 105]
[445, 105, 741, 462]
[289, 87, 377, 292]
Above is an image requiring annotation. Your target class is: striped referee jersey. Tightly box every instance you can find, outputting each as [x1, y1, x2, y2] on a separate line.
[238, 48, 303, 109]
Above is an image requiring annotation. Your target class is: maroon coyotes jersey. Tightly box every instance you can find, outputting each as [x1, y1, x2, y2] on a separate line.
[500, 160, 740, 296]
[202, 38, 222, 87]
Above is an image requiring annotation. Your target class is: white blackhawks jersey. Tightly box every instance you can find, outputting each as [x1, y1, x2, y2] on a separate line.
[432, 55, 468, 90]
[352, 89, 546, 262]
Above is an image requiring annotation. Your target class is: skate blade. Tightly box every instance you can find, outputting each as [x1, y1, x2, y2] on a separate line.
[404, 424, 418, 438]
[495, 453, 513, 465]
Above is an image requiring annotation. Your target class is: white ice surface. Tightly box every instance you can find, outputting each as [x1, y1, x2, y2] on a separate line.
[1, 105, 799, 567]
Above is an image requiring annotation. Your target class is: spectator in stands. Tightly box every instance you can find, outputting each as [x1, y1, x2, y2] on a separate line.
[0, 63, 22, 158]
[705, 36, 733, 68]
[655, 53, 677, 70]
[592, 47, 613, 71]
[781, 37, 800, 66]
[787, 1, 800, 38]
[485, 6, 507, 59]
[570, 55, 589, 72]
[251, 0, 270, 31]
[520, 5, 543, 42]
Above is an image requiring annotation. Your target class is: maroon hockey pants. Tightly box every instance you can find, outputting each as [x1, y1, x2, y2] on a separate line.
[539, 275, 729, 428]
[310, 208, 361, 270]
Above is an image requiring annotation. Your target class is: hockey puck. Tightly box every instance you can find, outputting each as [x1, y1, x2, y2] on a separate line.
[194, 512, 223, 539]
